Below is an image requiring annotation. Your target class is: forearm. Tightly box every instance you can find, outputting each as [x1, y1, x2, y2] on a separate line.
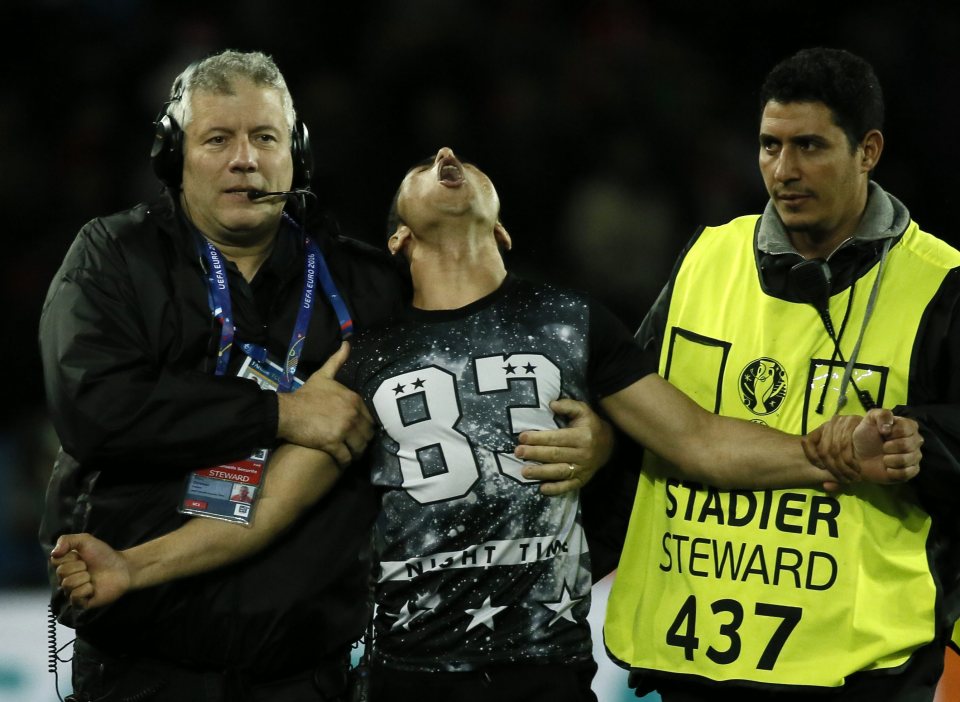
[122, 444, 341, 590]
[40, 251, 277, 468]
[123, 514, 269, 590]
[46, 368, 278, 469]
[602, 374, 826, 490]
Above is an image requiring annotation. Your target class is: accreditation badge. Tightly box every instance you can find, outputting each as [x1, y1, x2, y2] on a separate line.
[179, 355, 304, 526]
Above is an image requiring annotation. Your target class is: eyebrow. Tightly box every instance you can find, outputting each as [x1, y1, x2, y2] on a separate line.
[759, 132, 829, 144]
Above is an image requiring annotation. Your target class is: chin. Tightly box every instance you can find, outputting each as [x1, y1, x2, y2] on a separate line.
[775, 209, 815, 233]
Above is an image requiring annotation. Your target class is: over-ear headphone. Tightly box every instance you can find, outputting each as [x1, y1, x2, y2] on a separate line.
[757, 238, 896, 413]
[757, 252, 829, 320]
[149, 62, 314, 191]
[756, 238, 891, 305]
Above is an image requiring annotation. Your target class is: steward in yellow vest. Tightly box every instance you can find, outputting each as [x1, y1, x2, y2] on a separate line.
[605, 48, 960, 702]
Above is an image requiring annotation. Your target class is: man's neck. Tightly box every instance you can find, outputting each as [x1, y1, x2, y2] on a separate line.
[788, 188, 869, 260]
[787, 230, 849, 260]
[204, 233, 277, 282]
[408, 233, 507, 310]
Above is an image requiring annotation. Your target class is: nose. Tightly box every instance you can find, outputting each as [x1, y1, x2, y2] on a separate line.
[435, 147, 456, 163]
[773, 145, 799, 183]
[229, 139, 258, 175]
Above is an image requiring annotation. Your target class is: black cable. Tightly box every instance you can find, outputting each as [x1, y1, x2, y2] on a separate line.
[48, 604, 75, 702]
[814, 278, 874, 413]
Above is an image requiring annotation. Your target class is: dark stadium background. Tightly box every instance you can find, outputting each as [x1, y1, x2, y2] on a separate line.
[3, 3, 958, 699]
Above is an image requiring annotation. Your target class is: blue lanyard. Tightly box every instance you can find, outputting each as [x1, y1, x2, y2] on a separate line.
[196, 220, 353, 391]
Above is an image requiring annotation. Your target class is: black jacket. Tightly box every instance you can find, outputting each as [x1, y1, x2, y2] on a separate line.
[39, 194, 408, 680]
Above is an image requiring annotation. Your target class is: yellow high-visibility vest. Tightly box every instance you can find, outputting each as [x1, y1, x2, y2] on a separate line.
[605, 214, 960, 688]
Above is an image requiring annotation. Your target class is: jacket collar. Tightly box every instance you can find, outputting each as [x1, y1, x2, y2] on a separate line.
[757, 181, 910, 258]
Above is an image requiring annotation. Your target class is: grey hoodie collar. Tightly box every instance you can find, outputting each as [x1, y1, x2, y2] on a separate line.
[757, 181, 910, 257]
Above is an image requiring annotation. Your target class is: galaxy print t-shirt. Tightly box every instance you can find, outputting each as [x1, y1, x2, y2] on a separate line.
[339, 275, 653, 672]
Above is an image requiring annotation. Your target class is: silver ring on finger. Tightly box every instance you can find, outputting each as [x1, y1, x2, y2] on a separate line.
[568, 463, 577, 478]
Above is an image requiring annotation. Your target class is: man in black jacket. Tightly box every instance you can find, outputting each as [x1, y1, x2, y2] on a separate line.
[39, 50, 607, 702]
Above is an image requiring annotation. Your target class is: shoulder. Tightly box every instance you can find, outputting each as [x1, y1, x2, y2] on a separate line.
[59, 199, 173, 274]
[326, 234, 410, 295]
[324, 232, 398, 271]
[901, 222, 960, 272]
[700, 214, 761, 244]
[318, 231, 412, 324]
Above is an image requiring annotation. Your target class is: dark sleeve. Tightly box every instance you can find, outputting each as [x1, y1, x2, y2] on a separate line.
[581, 296, 652, 581]
[635, 278, 673, 353]
[39, 221, 278, 472]
[895, 267, 960, 622]
[581, 433, 643, 582]
[584, 230, 702, 581]
[586, 296, 658, 400]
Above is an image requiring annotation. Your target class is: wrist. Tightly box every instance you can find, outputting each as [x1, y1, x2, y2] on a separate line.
[122, 546, 153, 591]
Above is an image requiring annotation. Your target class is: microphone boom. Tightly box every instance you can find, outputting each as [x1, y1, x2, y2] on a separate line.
[247, 189, 315, 200]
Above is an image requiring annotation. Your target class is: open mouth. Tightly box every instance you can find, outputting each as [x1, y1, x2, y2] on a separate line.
[438, 157, 464, 186]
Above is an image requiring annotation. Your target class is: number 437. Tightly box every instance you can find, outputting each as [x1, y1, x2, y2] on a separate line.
[667, 595, 802, 670]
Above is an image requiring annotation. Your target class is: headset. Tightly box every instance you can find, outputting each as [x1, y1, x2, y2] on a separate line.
[149, 61, 314, 191]
[757, 239, 893, 414]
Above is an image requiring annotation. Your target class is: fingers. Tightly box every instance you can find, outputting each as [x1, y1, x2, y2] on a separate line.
[515, 442, 589, 468]
[876, 416, 922, 483]
[52, 550, 93, 608]
[516, 399, 611, 488]
[52, 534, 86, 559]
[357, 395, 375, 426]
[517, 426, 585, 449]
[53, 554, 86, 578]
[537, 478, 582, 497]
[326, 409, 376, 468]
[516, 419, 592, 467]
[521, 462, 577, 482]
[880, 436, 923, 464]
[522, 462, 583, 496]
[886, 416, 922, 441]
[280, 365, 374, 463]
[63, 582, 93, 608]
[800, 430, 825, 471]
[888, 463, 920, 481]
[317, 341, 351, 379]
[59, 569, 92, 595]
[831, 412, 917, 486]
[516, 399, 597, 450]
[327, 443, 352, 469]
[808, 416, 861, 484]
[549, 398, 588, 421]
[865, 407, 895, 436]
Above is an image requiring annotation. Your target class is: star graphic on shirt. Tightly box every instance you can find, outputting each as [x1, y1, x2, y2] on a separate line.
[503, 363, 517, 374]
[464, 596, 508, 632]
[523, 362, 537, 374]
[412, 377, 426, 389]
[385, 601, 427, 631]
[414, 590, 442, 613]
[392, 383, 406, 395]
[542, 582, 584, 627]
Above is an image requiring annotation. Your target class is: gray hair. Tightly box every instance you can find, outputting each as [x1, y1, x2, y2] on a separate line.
[167, 50, 297, 133]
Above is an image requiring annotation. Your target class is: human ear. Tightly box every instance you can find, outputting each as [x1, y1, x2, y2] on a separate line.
[860, 130, 884, 172]
[494, 221, 512, 251]
[388, 225, 412, 256]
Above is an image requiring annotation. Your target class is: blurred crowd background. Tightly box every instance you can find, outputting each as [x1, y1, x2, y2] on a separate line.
[4, 1, 958, 593]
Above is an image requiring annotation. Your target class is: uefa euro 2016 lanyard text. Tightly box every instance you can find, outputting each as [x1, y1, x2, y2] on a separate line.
[181, 216, 354, 525]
